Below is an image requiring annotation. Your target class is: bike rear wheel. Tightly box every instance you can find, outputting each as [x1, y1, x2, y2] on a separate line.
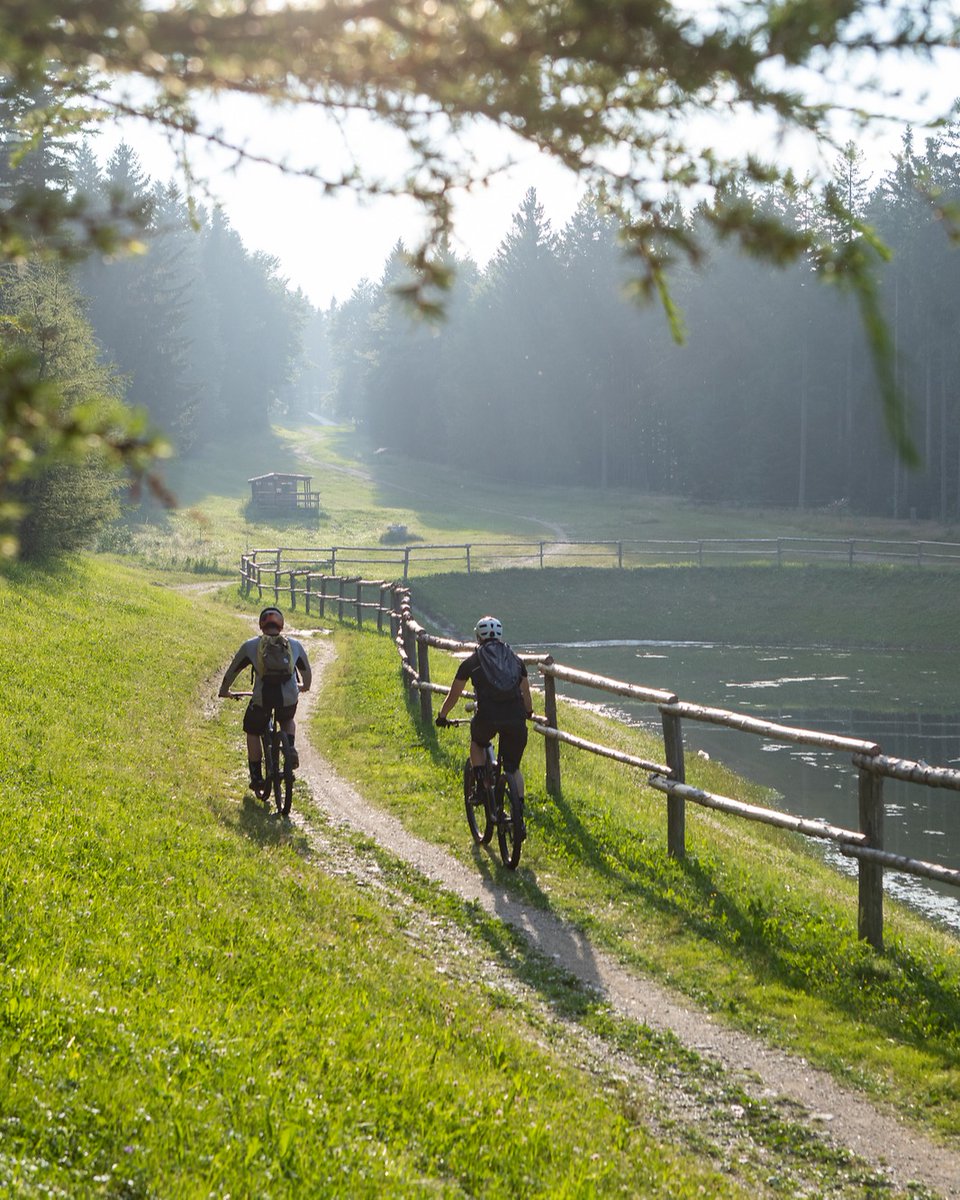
[256, 734, 274, 805]
[276, 730, 294, 817]
[463, 760, 493, 845]
[496, 772, 524, 870]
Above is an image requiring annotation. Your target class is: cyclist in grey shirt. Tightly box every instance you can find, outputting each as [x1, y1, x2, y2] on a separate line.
[218, 606, 312, 788]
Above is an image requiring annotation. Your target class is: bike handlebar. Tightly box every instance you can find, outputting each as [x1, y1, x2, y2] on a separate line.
[222, 686, 307, 699]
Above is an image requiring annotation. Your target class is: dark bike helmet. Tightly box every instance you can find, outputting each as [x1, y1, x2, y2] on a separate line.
[474, 615, 503, 642]
[259, 606, 285, 631]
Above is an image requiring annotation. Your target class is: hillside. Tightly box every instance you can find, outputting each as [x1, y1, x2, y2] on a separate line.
[4, 559, 960, 1194]
[9, 418, 960, 1195]
[124, 421, 960, 575]
[0, 557, 771, 1197]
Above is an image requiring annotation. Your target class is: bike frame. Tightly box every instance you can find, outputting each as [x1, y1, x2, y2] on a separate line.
[226, 687, 298, 817]
[448, 717, 525, 869]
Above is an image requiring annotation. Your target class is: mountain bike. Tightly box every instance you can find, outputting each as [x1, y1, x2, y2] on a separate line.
[442, 717, 526, 870]
[228, 690, 298, 818]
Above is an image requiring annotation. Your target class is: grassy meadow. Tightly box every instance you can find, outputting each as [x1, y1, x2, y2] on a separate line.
[312, 626, 960, 1146]
[1, 557, 766, 1198]
[118, 421, 960, 576]
[8, 422, 960, 1196]
[412, 563, 960, 650]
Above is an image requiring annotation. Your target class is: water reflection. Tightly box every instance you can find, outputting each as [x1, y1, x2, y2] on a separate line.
[522, 640, 960, 934]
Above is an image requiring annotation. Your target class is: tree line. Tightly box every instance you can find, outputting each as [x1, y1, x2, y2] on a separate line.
[321, 124, 960, 522]
[5, 89, 960, 561]
[0, 88, 311, 556]
[3, 0, 959, 559]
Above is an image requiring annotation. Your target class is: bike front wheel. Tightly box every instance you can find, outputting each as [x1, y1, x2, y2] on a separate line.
[277, 731, 294, 817]
[496, 773, 525, 870]
[463, 760, 493, 845]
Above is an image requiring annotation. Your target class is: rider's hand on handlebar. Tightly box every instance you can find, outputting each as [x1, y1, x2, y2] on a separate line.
[436, 714, 452, 728]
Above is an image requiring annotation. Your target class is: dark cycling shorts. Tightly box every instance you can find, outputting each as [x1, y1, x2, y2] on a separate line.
[470, 717, 528, 774]
[243, 681, 297, 735]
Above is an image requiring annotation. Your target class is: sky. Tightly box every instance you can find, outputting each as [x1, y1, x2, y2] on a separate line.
[97, 41, 959, 313]
[99, 93, 585, 310]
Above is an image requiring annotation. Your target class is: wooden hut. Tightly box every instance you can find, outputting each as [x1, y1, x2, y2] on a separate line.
[248, 473, 321, 513]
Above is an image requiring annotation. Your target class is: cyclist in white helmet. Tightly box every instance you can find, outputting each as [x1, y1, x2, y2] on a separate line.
[436, 614, 533, 793]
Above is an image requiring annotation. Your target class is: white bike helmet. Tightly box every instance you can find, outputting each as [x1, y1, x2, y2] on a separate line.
[475, 615, 503, 642]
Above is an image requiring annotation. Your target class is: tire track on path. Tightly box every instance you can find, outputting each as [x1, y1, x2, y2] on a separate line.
[291, 634, 960, 1199]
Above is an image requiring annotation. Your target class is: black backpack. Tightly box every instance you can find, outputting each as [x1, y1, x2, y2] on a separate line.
[476, 640, 523, 702]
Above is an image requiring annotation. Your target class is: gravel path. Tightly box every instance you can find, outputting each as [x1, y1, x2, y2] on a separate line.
[288, 633, 960, 1199]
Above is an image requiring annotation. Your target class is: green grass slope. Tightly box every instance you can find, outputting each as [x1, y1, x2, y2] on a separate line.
[414, 564, 960, 650]
[312, 626, 960, 1145]
[0, 558, 751, 1198]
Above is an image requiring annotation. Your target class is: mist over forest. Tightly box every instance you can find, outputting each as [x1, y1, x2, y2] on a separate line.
[7, 112, 960, 529]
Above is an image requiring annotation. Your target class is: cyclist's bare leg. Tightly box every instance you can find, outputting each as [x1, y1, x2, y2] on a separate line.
[246, 732, 262, 761]
[469, 740, 487, 768]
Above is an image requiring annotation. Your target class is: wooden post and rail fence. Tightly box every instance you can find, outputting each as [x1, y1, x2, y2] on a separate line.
[240, 536, 960, 584]
[240, 553, 960, 951]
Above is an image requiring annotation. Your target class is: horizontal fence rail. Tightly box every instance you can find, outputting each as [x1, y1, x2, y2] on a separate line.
[241, 550, 960, 949]
[241, 535, 960, 581]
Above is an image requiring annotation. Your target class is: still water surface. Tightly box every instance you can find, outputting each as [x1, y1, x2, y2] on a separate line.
[521, 640, 960, 934]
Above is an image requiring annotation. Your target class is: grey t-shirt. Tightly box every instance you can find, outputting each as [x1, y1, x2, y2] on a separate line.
[223, 636, 312, 707]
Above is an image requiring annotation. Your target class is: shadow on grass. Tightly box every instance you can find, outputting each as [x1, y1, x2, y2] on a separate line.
[410, 695, 612, 998]
[537, 782, 960, 1060]
[237, 790, 310, 851]
[386, 626, 960, 1072]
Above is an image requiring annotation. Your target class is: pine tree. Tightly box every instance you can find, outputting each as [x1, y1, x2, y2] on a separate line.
[1, 260, 125, 559]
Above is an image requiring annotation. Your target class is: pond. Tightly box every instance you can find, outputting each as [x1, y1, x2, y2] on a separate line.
[520, 639, 960, 935]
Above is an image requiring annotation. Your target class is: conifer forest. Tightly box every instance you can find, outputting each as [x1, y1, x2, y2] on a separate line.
[5, 97, 960, 530]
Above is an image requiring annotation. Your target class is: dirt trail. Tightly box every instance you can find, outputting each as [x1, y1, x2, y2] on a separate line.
[284, 634, 959, 1199]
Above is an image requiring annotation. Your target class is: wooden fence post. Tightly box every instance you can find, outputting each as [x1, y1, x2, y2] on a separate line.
[466, 545, 471, 574]
[389, 585, 400, 640]
[355, 581, 363, 626]
[337, 576, 346, 621]
[257, 566, 263, 600]
[543, 670, 561, 797]
[318, 575, 327, 618]
[661, 708, 686, 859]
[330, 547, 337, 575]
[289, 570, 296, 610]
[403, 547, 411, 580]
[417, 633, 433, 723]
[305, 573, 312, 615]
[273, 571, 281, 602]
[857, 766, 885, 949]
[402, 610, 417, 698]
[378, 584, 390, 633]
